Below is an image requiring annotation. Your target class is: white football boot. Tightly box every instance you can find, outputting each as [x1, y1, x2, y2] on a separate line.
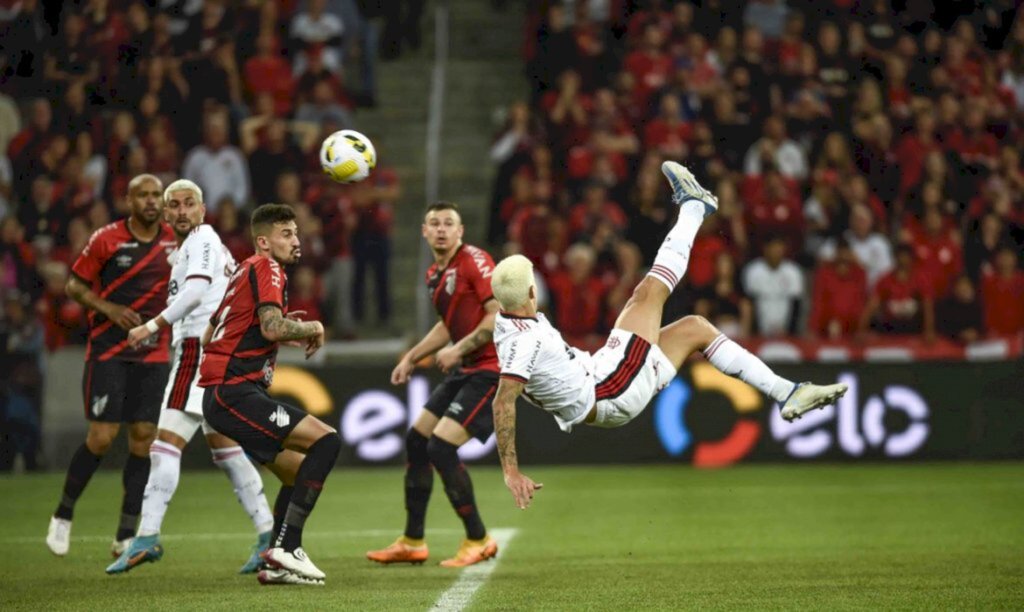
[780, 382, 849, 422]
[46, 516, 72, 556]
[661, 161, 718, 216]
[257, 568, 325, 586]
[262, 547, 326, 581]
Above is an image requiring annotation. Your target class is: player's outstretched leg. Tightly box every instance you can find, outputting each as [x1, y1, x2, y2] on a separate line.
[366, 428, 432, 565]
[427, 424, 497, 568]
[657, 316, 848, 419]
[261, 418, 340, 583]
[48, 423, 116, 556]
[613, 162, 717, 345]
[208, 435, 274, 574]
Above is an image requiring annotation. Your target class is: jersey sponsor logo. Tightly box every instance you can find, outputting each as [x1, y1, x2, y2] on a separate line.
[169, 279, 178, 296]
[269, 405, 291, 427]
[117, 242, 139, 249]
[527, 339, 542, 371]
[115, 254, 133, 268]
[201, 242, 211, 269]
[444, 270, 457, 295]
[91, 394, 109, 417]
[448, 402, 464, 416]
[607, 336, 621, 349]
[503, 340, 518, 369]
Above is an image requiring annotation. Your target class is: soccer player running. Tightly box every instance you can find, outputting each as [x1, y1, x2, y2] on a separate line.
[198, 204, 338, 586]
[107, 180, 274, 575]
[47, 174, 175, 557]
[367, 202, 501, 568]
[491, 163, 849, 509]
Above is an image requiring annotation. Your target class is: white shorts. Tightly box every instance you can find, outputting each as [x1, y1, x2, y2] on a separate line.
[158, 338, 213, 442]
[589, 329, 676, 429]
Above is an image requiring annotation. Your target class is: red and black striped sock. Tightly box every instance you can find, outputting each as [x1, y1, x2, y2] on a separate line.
[54, 443, 104, 520]
[428, 437, 486, 541]
[275, 433, 341, 552]
[403, 429, 433, 540]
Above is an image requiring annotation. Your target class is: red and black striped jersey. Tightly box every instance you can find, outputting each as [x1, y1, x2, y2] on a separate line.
[425, 243, 499, 373]
[199, 255, 288, 388]
[71, 219, 175, 362]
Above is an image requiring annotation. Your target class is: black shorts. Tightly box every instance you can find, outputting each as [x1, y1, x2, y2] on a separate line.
[82, 360, 169, 423]
[202, 382, 305, 464]
[423, 370, 499, 442]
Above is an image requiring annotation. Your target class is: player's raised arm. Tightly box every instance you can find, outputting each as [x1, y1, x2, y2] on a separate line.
[392, 320, 452, 385]
[493, 376, 543, 509]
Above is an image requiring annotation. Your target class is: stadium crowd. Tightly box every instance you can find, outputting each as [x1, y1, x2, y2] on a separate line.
[0, 0, 428, 469]
[491, 0, 1024, 351]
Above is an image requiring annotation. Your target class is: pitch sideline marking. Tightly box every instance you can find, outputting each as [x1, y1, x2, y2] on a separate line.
[431, 527, 518, 612]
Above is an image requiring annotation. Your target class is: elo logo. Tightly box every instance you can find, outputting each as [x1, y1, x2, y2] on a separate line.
[654, 362, 764, 467]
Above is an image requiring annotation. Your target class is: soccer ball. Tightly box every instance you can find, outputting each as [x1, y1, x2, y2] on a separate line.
[320, 129, 377, 183]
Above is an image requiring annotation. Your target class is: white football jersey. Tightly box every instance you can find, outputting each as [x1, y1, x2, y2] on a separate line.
[167, 224, 235, 346]
[493, 312, 595, 432]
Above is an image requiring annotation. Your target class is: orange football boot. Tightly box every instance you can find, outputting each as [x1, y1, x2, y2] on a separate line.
[366, 536, 429, 565]
[439, 536, 498, 568]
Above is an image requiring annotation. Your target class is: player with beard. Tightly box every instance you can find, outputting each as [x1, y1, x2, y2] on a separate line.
[367, 202, 501, 568]
[107, 180, 274, 575]
[199, 204, 339, 586]
[47, 174, 176, 558]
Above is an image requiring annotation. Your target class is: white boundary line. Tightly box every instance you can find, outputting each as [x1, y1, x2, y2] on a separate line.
[2, 528, 463, 545]
[431, 527, 518, 612]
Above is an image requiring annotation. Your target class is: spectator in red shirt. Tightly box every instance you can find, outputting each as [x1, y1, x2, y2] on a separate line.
[568, 182, 627, 240]
[946, 104, 999, 173]
[687, 215, 731, 291]
[243, 33, 295, 116]
[860, 245, 935, 338]
[288, 265, 325, 326]
[541, 70, 592, 153]
[547, 243, 607, 350]
[643, 93, 691, 156]
[894, 110, 941, 196]
[909, 208, 963, 299]
[623, 22, 672, 112]
[742, 167, 804, 255]
[34, 260, 86, 351]
[936, 275, 983, 344]
[808, 240, 869, 340]
[981, 246, 1024, 337]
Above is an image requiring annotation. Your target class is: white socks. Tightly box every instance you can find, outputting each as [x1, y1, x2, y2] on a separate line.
[138, 440, 181, 537]
[703, 334, 796, 403]
[648, 200, 705, 291]
[212, 447, 274, 534]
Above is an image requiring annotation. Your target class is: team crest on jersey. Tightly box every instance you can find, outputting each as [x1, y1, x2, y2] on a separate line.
[116, 254, 133, 268]
[445, 270, 457, 295]
[91, 394, 109, 417]
[269, 405, 290, 427]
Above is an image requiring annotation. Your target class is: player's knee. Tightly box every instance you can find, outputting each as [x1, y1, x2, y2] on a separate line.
[86, 429, 116, 455]
[426, 435, 459, 469]
[680, 315, 718, 345]
[406, 428, 430, 463]
[313, 429, 342, 459]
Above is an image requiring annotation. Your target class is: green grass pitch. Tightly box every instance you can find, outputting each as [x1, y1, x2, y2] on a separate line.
[2, 463, 1022, 610]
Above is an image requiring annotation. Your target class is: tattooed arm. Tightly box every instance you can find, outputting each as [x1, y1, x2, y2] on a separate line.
[493, 376, 543, 509]
[435, 299, 499, 373]
[258, 305, 325, 358]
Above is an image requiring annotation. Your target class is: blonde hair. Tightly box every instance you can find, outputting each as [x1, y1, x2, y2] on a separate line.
[491, 254, 535, 310]
[163, 179, 203, 204]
